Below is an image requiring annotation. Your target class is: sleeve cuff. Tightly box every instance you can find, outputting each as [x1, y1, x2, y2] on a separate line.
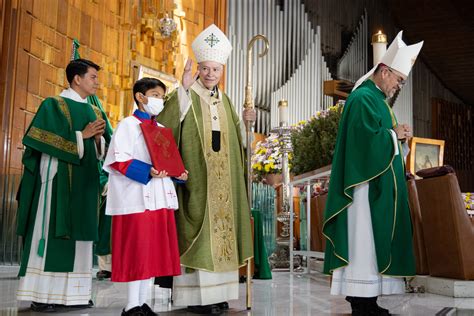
[389, 129, 399, 156]
[172, 177, 187, 184]
[125, 159, 152, 185]
[178, 85, 192, 122]
[240, 120, 248, 148]
[75, 131, 84, 159]
[95, 136, 106, 160]
[401, 141, 410, 161]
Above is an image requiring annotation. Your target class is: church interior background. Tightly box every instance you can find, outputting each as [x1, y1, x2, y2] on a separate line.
[1, 0, 473, 314]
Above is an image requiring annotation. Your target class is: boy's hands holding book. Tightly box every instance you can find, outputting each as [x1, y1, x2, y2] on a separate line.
[176, 170, 189, 181]
[150, 168, 168, 178]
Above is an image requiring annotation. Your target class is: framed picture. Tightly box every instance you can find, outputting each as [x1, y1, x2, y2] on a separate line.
[133, 64, 179, 93]
[407, 137, 445, 177]
[128, 63, 180, 116]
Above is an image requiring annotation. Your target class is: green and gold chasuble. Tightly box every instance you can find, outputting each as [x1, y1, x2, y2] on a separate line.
[17, 96, 107, 276]
[158, 83, 253, 273]
[323, 80, 415, 277]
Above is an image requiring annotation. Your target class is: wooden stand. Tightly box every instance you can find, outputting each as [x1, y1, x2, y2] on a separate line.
[323, 80, 353, 100]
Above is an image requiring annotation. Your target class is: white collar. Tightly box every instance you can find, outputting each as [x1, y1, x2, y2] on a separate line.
[59, 88, 88, 103]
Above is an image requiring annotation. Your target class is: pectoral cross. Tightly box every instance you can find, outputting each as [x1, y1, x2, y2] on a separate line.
[166, 191, 175, 199]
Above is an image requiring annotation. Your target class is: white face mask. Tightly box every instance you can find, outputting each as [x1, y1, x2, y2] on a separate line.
[142, 97, 164, 116]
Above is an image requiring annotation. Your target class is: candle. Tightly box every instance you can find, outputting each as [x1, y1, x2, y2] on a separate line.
[278, 99, 288, 126]
[372, 30, 387, 66]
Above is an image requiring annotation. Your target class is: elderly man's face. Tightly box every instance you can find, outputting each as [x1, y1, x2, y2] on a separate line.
[198, 61, 224, 90]
[380, 67, 407, 98]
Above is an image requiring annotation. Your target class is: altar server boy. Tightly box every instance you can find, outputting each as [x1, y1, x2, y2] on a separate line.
[104, 77, 188, 316]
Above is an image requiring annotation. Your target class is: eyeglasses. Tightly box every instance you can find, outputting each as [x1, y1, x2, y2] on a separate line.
[387, 68, 406, 87]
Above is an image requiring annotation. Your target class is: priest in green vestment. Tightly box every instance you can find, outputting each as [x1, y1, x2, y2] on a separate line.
[157, 24, 253, 315]
[322, 31, 423, 315]
[70, 39, 114, 281]
[16, 59, 109, 311]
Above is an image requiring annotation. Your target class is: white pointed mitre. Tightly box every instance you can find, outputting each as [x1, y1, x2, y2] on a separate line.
[353, 31, 423, 90]
[191, 24, 232, 65]
[383, 36, 423, 77]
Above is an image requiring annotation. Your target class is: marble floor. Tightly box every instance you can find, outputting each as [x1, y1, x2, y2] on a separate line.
[1, 266, 473, 315]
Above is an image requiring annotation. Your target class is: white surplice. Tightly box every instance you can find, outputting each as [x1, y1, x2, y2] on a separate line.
[173, 268, 239, 306]
[103, 116, 178, 216]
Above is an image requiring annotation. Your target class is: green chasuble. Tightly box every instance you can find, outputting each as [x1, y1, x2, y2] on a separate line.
[322, 80, 415, 277]
[95, 171, 112, 256]
[158, 83, 253, 273]
[94, 109, 113, 257]
[17, 96, 107, 276]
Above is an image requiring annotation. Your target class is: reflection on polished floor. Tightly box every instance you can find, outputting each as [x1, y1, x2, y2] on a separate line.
[1, 266, 473, 315]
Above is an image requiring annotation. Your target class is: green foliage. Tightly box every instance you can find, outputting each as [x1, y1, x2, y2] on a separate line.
[291, 105, 343, 175]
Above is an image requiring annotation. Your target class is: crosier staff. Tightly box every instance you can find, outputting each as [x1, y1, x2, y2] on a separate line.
[243, 34, 269, 310]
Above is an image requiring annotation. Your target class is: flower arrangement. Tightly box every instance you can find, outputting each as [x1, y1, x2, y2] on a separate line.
[462, 192, 474, 210]
[290, 103, 344, 175]
[251, 133, 292, 181]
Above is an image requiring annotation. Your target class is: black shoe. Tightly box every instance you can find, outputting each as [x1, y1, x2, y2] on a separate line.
[346, 296, 379, 316]
[141, 303, 158, 316]
[216, 302, 229, 310]
[30, 302, 57, 313]
[187, 305, 222, 315]
[122, 306, 145, 316]
[96, 270, 112, 280]
[368, 297, 391, 316]
[375, 306, 391, 316]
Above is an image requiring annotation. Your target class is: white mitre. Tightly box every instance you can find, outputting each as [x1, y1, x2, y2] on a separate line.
[353, 31, 424, 90]
[191, 24, 232, 65]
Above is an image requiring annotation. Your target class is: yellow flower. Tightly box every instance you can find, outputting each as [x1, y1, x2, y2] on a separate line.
[264, 164, 271, 172]
[298, 120, 307, 125]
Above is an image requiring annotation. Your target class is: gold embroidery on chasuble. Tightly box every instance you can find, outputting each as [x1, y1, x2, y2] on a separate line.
[53, 96, 73, 128]
[91, 105, 102, 120]
[200, 93, 239, 272]
[54, 96, 76, 188]
[27, 127, 77, 155]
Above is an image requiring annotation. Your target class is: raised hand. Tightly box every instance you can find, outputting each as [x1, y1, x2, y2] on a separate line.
[182, 59, 200, 90]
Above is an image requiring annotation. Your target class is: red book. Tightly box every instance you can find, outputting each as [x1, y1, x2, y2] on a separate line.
[140, 123, 186, 177]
